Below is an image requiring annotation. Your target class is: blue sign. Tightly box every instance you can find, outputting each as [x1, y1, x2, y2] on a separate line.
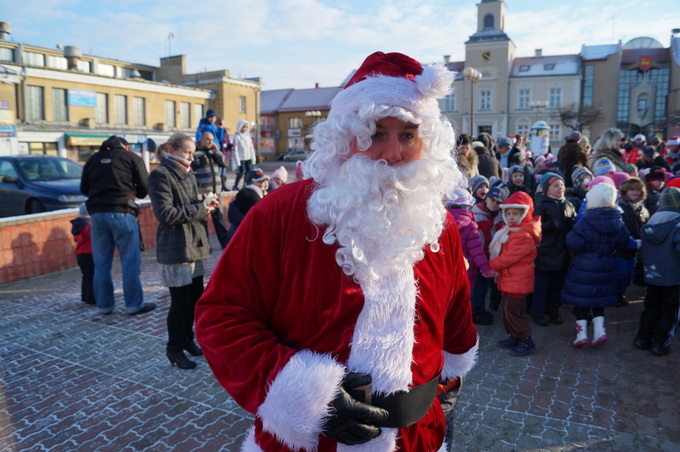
[68, 89, 97, 108]
[0, 124, 16, 137]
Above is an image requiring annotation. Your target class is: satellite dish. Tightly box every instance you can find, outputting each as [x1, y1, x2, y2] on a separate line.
[622, 37, 663, 50]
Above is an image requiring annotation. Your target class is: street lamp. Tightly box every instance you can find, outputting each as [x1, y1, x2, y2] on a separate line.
[463, 67, 482, 136]
[528, 100, 548, 121]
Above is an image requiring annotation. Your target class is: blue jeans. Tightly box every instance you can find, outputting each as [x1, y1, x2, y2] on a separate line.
[470, 272, 490, 311]
[90, 213, 144, 314]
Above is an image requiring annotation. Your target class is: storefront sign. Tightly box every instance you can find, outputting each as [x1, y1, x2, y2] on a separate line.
[68, 89, 97, 108]
[0, 124, 16, 137]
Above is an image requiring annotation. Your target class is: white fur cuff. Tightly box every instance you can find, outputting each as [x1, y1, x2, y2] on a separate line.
[258, 349, 345, 451]
[441, 338, 479, 380]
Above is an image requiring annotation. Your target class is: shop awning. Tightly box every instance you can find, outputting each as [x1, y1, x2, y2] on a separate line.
[66, 134, 110, 146]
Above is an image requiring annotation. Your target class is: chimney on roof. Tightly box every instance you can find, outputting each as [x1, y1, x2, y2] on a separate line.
[444, 55, 451, 64]
[0, 22, 11, 41]
[535, 49, 543, 58]
[64, 46, 82, 70]
[315, 82, 320, 88]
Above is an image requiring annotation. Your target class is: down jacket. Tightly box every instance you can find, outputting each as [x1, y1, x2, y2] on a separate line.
[489, 192, 542, 295]
[534, 195, 576, 271]
[561, 208, 637, 307]
[147, 157, 211, 265]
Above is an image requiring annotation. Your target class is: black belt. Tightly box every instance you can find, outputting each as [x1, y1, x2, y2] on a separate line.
[347, 375, 439, 428]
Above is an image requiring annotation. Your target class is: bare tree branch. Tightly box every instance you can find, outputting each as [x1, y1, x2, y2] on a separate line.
[551, 103, 604, 132]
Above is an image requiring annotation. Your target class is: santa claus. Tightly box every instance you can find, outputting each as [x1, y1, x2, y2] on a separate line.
[195, 51, 478, 452]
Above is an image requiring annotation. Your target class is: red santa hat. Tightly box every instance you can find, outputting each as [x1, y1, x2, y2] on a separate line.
[331, 51, 454, 128]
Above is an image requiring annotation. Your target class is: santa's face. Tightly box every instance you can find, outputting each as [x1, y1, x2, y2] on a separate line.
[349, 117, 423, 165]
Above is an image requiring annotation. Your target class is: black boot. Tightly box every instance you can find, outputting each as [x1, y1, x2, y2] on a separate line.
[183, 339, 203, 356]
[166, 349, 197, 369]
[232, 173, 242, 191]
[548, 305, 563, 325]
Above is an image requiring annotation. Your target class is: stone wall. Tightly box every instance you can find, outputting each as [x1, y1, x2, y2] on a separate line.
[0, 194, 235, 285]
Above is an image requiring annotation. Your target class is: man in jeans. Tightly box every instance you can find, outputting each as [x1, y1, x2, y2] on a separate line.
[81, 136, 155, 315]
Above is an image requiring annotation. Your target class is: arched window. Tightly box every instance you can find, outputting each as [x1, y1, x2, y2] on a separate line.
[483, 14, 494, 30]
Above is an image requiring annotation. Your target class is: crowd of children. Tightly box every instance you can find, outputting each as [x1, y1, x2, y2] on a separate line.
[447, 130, 680, 357]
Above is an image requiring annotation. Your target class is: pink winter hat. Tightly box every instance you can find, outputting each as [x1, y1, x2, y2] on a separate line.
[271, 166, 288, 183]
[610, 172, 630, 189]
[589, 175, 616, 189]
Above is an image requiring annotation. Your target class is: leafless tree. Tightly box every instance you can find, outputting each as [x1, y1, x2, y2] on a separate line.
[552, 103, 604, 132]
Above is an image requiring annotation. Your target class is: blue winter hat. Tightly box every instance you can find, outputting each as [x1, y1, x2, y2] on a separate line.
[446, 188, 475, 207]
[487, 185, 509, 203]
[539, 172, 564, 193]
[206, 109, 217, 118]
[497, 138, 513, 148]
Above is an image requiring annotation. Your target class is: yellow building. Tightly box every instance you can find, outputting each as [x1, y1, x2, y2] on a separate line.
[0, 21, 261, 167]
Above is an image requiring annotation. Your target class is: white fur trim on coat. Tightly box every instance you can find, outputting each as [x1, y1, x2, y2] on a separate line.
[257, 349, 345, 451]
[441, 338, 479, 381]
[240, 426, 263, 452]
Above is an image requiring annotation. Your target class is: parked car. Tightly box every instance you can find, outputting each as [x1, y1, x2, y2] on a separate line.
[281, 150, 311, 162]
[0, 155, 86, 217]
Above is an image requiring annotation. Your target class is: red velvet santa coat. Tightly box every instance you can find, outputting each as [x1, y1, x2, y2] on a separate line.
[195, 179, 478, 452]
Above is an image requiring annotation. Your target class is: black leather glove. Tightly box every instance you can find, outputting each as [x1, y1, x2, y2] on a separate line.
[323, 372, 389, 445]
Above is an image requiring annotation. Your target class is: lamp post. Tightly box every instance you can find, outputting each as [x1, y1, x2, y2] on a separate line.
[463, 67, 482, 136]
[528, 100, 548, 121]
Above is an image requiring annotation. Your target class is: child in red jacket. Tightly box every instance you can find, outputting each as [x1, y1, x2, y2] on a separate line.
[489, 192, 542, 356]
[70, 203, 96, 305]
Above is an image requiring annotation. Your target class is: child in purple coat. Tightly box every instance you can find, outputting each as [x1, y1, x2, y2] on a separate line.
[446, 188, 497, 295]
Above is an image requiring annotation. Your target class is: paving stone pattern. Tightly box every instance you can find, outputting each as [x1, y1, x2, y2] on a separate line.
[0, 235, 678, 451]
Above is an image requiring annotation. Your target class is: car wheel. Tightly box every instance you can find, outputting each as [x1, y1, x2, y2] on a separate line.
[26, 199, 46, 214]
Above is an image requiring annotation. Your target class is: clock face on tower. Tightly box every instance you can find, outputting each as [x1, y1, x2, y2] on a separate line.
[482, 51, 492, 62]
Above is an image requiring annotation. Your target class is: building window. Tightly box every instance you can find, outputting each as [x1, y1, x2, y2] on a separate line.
[180, 102, 191, 129]
[99, 63, 115, 77]
[479, 90, 491, 111]
[549, 121, 562, 142]
[133, 97, 146, 126]
[515, 119, 530, 138]
[441, 93, 455, 112]
[77, 60, 92, 73]
[549, 87, 562, 109]
[96, 93, 108, 124]
[287, 137, 304, 152]
[114, 95, 127, 124]
[583, 65, 594, 107]
[194, 104, 204, 127]
[52, 88, 68, 121]
[47, 55, 68, 70]
[26, 86, 44, 120]
[0, 47, 14, 62]
[483, 14, 494, 30]
[28, 142, 58, 156]
[544, 63, 555, 70]
[239, 96, 247, 113]
[288, 117, 303, 128]
[519, 65, 530, 72]
[24, 51, 45, 67]
[518, 89, 530, 110]
[165, 100, 176, 128]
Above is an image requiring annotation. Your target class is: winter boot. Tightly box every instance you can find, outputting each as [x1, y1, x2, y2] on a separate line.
[472, 308, 493, 326]
[509, 337, 536, 356]
[548, 305, 563, 325]
[232, 173, 242, 191]
[591, 316, 608, 347]
[572, 320, 589, 347]
[496, 335, 519, 349]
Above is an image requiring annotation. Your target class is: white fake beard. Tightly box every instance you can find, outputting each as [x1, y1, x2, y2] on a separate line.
[307, 153, 455, 285]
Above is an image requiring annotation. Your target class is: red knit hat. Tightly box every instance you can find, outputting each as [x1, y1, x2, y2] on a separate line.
[345, 52, 423, 88]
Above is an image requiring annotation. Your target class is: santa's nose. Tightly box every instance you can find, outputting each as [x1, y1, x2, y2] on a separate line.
[380, 136, 402, 164]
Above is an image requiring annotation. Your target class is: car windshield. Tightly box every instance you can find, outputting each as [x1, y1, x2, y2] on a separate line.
[16, 157, 83, 181]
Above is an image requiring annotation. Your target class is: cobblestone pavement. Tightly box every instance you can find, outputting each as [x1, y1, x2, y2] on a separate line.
[1, 236, 678, 451]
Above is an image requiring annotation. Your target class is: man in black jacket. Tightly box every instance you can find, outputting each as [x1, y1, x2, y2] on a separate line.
[81, 136, 155, 315]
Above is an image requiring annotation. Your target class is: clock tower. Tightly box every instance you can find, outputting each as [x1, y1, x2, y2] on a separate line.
[463, 0, 515, 137]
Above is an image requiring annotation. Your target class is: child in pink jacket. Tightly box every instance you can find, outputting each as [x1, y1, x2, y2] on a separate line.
[446, 188, 497, 290]
[489, 191, 542, 356]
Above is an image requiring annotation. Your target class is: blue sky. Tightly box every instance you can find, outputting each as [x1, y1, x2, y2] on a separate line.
[3, 0, 678, 90]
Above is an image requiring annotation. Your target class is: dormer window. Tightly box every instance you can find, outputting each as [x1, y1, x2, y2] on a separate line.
[483, 14, 494, 30]
[544, 63, 555, 70]
[519, 65, 530, 72]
